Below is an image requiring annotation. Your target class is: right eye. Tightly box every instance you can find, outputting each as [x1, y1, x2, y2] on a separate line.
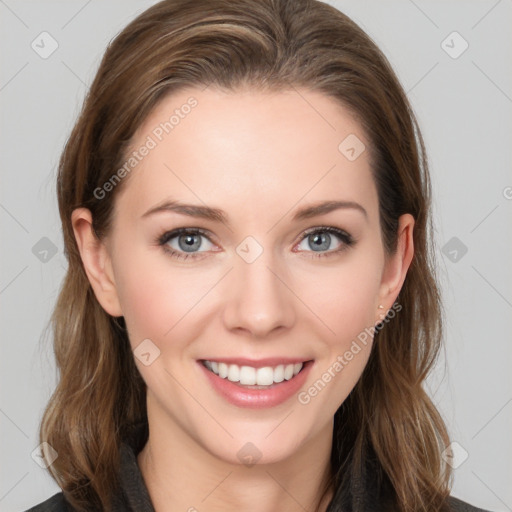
[157, 228, 216, 260]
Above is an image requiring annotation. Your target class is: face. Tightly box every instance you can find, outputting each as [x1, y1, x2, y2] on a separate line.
[73, 86, 413, 466]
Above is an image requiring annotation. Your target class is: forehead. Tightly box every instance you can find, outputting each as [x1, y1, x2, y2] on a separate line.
[113, 87, 377, 222]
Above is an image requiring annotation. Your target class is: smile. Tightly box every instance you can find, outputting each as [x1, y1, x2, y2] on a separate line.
[197, 359, 315, 408]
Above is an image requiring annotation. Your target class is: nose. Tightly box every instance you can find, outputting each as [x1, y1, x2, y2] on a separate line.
[221, 247, 296, 338]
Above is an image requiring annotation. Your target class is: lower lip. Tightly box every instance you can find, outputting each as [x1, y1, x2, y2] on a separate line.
[197, 360, 314, 409]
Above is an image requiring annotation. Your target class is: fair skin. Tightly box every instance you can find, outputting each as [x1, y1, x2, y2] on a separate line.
[72, 87, 414, 512]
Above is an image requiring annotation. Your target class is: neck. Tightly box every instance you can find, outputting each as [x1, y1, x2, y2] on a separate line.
[137, 401, 335, 512]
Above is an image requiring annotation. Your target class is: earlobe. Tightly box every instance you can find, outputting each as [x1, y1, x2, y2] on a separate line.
[71, 208, 123, 317]
[377, 213, 415, 316]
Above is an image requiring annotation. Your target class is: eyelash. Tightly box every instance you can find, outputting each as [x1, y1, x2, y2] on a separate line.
[156, 226, 356, 261]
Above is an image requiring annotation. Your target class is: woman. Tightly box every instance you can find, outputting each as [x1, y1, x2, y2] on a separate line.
[25, 0, 490, 511]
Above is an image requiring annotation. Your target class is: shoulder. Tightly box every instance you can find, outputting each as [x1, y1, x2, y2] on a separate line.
[447, 495, 492, 512]
[23, 492, 71, 512]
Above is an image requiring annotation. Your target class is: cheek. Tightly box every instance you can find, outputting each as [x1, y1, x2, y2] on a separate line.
[296, 254, 382, 342]
[113, 247, 218, 352]
[295, 257, 381, 412]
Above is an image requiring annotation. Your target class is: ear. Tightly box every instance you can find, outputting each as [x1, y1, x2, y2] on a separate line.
[376, 213, 415, 322]
[71, 207, 123, 317]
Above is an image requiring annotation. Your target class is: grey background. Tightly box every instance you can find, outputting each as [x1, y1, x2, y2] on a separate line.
[1, 0, 511, 510]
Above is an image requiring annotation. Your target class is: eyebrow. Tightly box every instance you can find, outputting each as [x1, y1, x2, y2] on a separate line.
[141, 198, 368, 224]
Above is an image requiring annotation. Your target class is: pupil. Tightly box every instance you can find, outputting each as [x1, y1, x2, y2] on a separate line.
[310, 232, 330, 251]
[179, 234, 201, 251]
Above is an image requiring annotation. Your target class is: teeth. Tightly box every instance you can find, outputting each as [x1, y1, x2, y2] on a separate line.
[203, 360, 304, 385]
[228, 364, 240, 382]
[218, 362, 228, 378]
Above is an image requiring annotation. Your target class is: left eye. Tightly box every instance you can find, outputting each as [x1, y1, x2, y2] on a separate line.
[295, 227, 353, 254]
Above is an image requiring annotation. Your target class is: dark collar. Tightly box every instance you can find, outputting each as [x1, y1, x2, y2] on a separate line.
[113, 422, 155, 512]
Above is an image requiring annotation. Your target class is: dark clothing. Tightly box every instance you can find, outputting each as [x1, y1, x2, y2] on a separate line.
[24, 423, 491, 512]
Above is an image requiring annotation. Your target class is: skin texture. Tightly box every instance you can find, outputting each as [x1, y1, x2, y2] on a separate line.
[72, 87, 414, 512]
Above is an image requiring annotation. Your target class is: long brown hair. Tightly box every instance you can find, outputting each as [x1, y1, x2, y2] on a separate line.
[40, 0, 452, 510]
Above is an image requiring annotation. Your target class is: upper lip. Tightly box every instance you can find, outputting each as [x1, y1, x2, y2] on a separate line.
[199, 357, 313, 369]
